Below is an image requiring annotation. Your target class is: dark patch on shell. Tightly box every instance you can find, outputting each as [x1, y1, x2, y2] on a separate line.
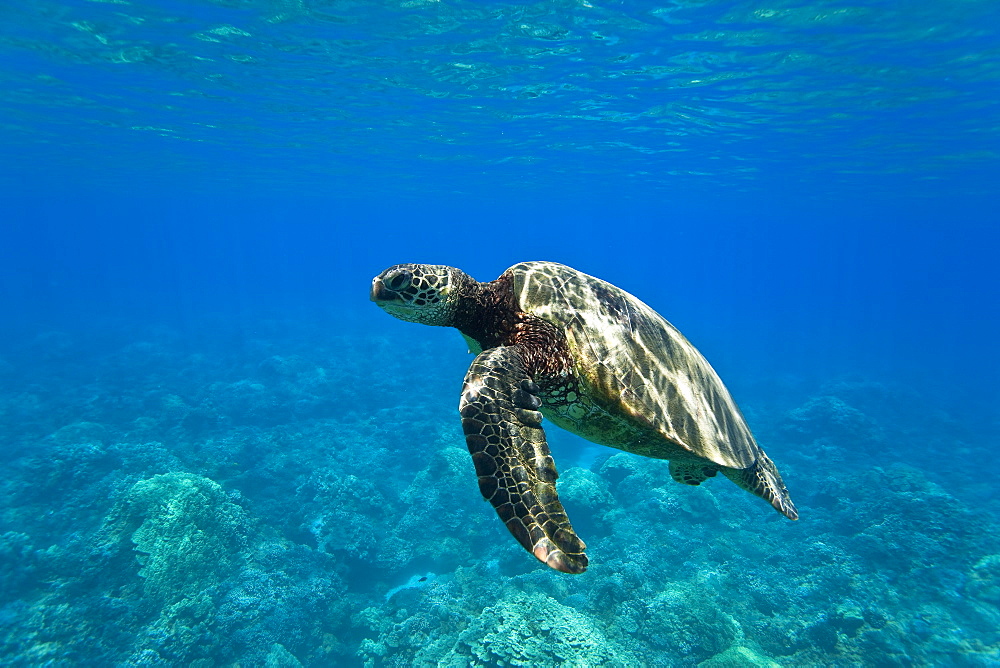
[590, 282, 629, 323]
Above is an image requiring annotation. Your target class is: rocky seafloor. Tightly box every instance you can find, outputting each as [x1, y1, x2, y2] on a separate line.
[1, 318, 997, 666]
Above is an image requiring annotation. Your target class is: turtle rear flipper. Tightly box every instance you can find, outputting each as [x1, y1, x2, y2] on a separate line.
[459, 346, 588, 574]
[723, 453, 799, 520]
[669, 460, 719, 486]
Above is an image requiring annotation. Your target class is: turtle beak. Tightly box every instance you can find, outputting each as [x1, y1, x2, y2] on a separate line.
[370, 277, 401, 303]
[370, 278, 386, 302]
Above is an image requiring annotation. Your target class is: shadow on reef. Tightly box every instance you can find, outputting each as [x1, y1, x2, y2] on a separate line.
[0, 320, 998, 665]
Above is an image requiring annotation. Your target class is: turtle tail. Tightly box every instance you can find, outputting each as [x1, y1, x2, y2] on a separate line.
[725, 452, 798, 520]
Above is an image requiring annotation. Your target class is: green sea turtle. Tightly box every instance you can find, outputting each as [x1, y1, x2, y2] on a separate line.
[371, 261, 797, 574]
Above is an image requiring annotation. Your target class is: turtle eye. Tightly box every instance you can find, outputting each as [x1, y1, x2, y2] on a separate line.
[386, 269, 413, 292]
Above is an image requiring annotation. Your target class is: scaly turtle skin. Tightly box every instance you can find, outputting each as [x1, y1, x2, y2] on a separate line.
[371, 261, 797, 574]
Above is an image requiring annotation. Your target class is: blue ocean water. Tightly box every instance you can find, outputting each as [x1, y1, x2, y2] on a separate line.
[1, 0, 998, 665]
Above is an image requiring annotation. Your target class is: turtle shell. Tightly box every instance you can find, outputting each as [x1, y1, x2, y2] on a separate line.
[509, 261, 760, 470]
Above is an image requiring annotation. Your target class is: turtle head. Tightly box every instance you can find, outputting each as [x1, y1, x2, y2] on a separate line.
[370, 264, 468, 326]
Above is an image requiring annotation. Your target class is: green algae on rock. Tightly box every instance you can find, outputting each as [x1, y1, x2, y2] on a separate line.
[126, 472, 250, 601]
[699, 645, 781, 668]
[441, 591, 638, 667]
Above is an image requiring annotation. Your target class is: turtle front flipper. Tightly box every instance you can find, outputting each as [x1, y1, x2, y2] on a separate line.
[459, 346, 588, 574]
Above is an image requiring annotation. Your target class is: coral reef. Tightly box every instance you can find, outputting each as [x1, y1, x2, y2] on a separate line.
[123, 473, 249, 601]
[441, 590, 637, 666]
[0, 321, 997, 665]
